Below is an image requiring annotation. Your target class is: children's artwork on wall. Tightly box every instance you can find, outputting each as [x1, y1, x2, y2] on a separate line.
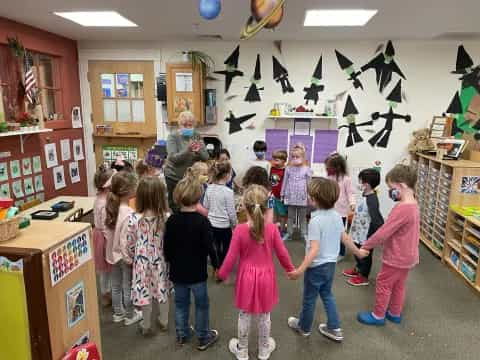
[290, 135, 313, 164]
[214, 45, 244, 93]
[338, 95, 373, 147]
[12, 180, 24, 198]
[71, 106, 82, 128]
[460, 176, 480, 194]
[0, 183, 10, 198]
[102, 145, 138, 167]
[245, 54, 263, 103]
[22, 158, 32, 176]
[53, 165, 66, 190]
[36, 192, 44, 202]
[272, 56, 294, 93]
[23, 177, 34, 196]
[240, 0, 285, 40]
[265, 129, 289, 160]
[34, 174, 44, 192]
[303, 56, 325, 105]
[0, 162, 8, 182]
[61, 139, 71, 161]
[69, 162, 80, 183]
[335, 50, 364, 90]
[44, 143, 58, 168]
[73, 139, 84, 161]
[10, 160, 21, 179]
[66, 281, 86, 328]
[361, 40, 406, 93]
[313, 130, 338, 163]
[224, 111, 256, 134]
[32, 155, 42, 173]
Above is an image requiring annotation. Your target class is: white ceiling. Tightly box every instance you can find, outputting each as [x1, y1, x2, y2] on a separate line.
[1, 0, 480, 41]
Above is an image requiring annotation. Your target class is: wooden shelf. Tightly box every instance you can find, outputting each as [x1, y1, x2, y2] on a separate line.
[93, 133, 156, 139]
[0, 128, 52, 137]
[416, 153, 480, 168]
[420, 235, 443, 258]
[267, 114, 337, 120]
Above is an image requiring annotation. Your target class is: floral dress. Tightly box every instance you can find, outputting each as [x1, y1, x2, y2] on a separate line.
[127, 214, 172, 306]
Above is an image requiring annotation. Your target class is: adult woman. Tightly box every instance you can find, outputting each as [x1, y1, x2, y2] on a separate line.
[164, 111, 209, 211]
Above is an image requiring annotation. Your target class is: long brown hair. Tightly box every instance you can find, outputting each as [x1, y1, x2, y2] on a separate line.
[173, 168, 203, 207]
[136, 176, 168, 232]
[211, 160, 232, 183]
[243, 185, 268, 243]
[105, 171, 137, 229]
[94, 165, 115, 192]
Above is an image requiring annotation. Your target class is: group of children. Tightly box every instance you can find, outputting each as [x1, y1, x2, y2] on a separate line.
[92, 139, 420, 360]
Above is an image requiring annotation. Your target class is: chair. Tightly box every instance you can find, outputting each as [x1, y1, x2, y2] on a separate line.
[64, 208, 84, 222]
[19, 199, 41, 212]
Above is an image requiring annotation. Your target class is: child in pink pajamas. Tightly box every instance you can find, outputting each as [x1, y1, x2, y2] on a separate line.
[357, 164, 420, 325]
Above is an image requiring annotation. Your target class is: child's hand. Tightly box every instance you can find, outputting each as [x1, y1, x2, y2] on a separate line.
[349, 204, 355, 212]
[357, 248, 370, 259]
[287, 269, 301, 280]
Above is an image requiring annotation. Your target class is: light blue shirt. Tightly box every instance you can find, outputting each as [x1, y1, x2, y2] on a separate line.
[307, 209, 344, 267]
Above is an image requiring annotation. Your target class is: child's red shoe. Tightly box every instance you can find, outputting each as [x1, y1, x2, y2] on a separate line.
[347, 275, 369, 286]
[342, 268, 358, 278]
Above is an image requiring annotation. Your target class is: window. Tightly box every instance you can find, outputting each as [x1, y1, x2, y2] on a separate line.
[101, 73, 145, 123]
[33, 53, 63, 121]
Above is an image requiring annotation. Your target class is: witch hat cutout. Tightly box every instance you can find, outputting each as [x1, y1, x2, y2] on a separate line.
[338, 95, 372, 147]
[272, 56, 294, 93]
[245, 54, 263, 102]
[452, 45, 474, 74]
[446, 91, 463, 115]
[385, 40, 395, 57]
[303, 56, 325, 105]
[386, 80, 402, 103]
[335, 50, 364, 90]
[343, 95, 359, 117]
[214, 45, 244, 93]
[224, 111, 256, 134]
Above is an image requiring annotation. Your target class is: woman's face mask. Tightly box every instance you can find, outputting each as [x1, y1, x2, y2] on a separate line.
[181, 128, 194, 137]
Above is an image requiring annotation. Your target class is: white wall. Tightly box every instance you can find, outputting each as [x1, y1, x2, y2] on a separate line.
[78, 39, 480, 214]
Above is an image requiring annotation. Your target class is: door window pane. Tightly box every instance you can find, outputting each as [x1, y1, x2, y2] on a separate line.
[37, 55, 54, 87]
[116, 73, 129, 97]
[130, 74, 144, 98]
[132, 100, 145, 122]
[103, 99, 116, 122]
[117, 100, 131, 122]
[101, 74, 115, 97]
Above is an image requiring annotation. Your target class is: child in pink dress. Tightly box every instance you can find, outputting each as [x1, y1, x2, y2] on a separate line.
[218, 185, 295, 360]
[93, 165, 115, 306]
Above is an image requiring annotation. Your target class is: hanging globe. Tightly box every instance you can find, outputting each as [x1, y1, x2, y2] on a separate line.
[198, 0, 222, 20]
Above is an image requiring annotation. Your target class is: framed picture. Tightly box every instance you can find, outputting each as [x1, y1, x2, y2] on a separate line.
[436, 139, 467, 159]
[429, 116, 452, 139]
[66, 282, 86, 328]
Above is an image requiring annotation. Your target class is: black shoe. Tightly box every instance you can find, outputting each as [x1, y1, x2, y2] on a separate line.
[176, 325, 195, 347]
[197, 329, 219, 351]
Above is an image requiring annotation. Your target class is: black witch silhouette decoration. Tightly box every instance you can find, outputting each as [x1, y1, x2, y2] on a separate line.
[245, 54, 263, 102]
[335, 50, 364, 90]
[214, 45, 244, 93]
[272, 56, 294, 93]
[224, 111, 256, 134]
[303, 56, 325, 105]
[338, 95, 373, 147]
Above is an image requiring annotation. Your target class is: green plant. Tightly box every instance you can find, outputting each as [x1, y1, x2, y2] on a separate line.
[6, 36, 25, 58]
[183, 51, 215, 77]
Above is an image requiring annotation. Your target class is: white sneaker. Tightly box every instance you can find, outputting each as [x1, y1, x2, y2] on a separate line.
[112, 313, 125, 323]
[228, 338, 248, 360]
[318, 324, 344, 342]
[258, 337, 276, 360]
[287, 317, 311, 337]
[124, 310, 143, 326]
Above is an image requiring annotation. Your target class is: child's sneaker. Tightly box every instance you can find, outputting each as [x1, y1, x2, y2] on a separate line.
[347, 274, 369, 286]
[176, 326, 195, 347]
[386, 311, 402, 324]
[357, 311, 385, 326]
[342, 268, 358, 277]
[282, 233, 291, 241]
[318, 324, 343, 342]
[287, 317, 311, 337]
[157, 319, 168, 332]
[228, 338, 248, 360]
[112, 313, 125, 323]
[258, 337, 276, 360]
[197, 329, 219, 351]
[124, 310, 143, 326]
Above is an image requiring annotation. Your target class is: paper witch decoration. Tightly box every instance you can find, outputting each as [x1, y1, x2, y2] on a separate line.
[245, 54, 263, 102]
[335, 50, 364, 90]
[214, 45, 244, 93]
[452, 45, 480, 92]
[445, 91, 466, 137]
[272, 56, 294, 93]
[303, 56, 325, 105]
[225, 111, 256, 134]
[369, 80, 411, 148]
[338, 95, 373, 147]
[361, 40, 406, 93]
[240, 0, 285, 40]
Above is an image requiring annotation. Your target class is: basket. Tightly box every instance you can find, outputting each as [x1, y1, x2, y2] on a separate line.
[0, 216, 21, 242]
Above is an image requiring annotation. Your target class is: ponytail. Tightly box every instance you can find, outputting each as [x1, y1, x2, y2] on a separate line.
[250, 203, 265, 243]
[243, 185, 268, 243]
[104, 171, 137, 229]
[105, 192, 120, 229]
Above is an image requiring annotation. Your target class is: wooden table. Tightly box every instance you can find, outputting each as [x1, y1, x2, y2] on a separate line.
[22, 196, 95, 222]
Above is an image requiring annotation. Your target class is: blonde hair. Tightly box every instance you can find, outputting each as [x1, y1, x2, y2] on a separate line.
[386, 164, 417, 189]
[243, 185, 268, 243]
[178, 111, 197, 126]
[289, 143, 308, 166]
[136, 176, 168, 232]
[105, 171, 138, 229]
[191, 161, 209, 177]
[174, 168, 203, 206]
[308, 178, 339, 209]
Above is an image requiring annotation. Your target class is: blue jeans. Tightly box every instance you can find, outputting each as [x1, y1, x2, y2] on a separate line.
[299, 262, 340, 331]
[174, 282, 210, 341]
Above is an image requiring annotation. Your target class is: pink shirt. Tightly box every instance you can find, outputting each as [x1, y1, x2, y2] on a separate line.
[93, 193, 107, 231]
[328, 175, 355, 217]
[218, 223, 294, 314]
[105, 204, 134, 265]
[362, 203, 420, 269]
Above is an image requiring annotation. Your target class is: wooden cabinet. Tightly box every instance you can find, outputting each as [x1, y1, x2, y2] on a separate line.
[166, 63, 205, 125]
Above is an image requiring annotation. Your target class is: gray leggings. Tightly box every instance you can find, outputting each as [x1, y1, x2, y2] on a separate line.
[141, 299, 169, 330]
[111, 260, 133, 318]
[287, 205, 308, 236]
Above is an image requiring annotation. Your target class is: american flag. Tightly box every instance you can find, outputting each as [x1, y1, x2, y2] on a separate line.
[24, 52, 37, 104]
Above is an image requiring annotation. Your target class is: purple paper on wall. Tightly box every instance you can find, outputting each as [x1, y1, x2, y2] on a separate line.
[313, 130, 338, 163]
[290, 135, 313, 164]
[265, 129, 289, 160]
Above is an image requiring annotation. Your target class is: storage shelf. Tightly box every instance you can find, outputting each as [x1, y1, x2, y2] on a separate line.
[447, 240, 461, 253]
[420, 235, 443, 258]
[0, 128, 52, 137]
[93, 133, 157, 139]
[267, 115, 337, 120]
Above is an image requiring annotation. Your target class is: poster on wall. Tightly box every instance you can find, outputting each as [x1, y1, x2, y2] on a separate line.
[66, 281, 86, 328]
[53, 165, 66, 190]
[34, 175, 44, 192]
[0, 183, 10, 198]
[0, 162, 8, 182]
[69, 162, 80, 183]
[32, 155, 42, 174]
[265, 129, 289, 160]
[11, 180, 24, 198]
[44, 143, 59, 168]
[49, 230, 91, 286]
[23, 177, 34, 196]
[61, 139, 71, 161]
[22, 158, 32, 176]
[460, 176, 480, 194]
[102, 145, 138, 167]
[313, 130, 338, 163]
[10, 160, 21, 179]
[73, 139, 84, 161]
[71, 107, 82, 128]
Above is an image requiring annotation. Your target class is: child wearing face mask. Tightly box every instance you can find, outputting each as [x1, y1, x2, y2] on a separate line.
[356, 165, 420, 326]
[343, 169, 384, 286]
[281, 144, 313, 241]
[250, 140, 271, 174]
[325, 153, 355, 261]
